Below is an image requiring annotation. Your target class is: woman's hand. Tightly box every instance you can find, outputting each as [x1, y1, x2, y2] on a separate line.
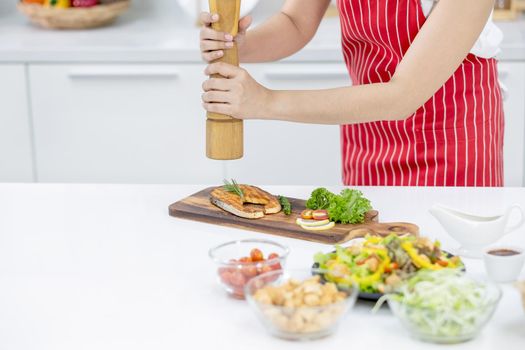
[199, 12, 252, 63]
[202, 62, 271, 119]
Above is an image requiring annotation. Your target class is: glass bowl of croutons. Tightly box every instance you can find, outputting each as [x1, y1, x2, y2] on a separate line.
[209, 239, 290, 299]
[245, 268, 358, 340]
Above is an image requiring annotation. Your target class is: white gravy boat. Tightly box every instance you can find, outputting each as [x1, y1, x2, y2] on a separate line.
[429, 204, 525, 259]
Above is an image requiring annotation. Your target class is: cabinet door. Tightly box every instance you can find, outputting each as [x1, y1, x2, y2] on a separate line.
[29, 64, 222, 184]
[499, 62, 525, 186]
[225, 63, 350, 185]
[0, 65, 34, 182]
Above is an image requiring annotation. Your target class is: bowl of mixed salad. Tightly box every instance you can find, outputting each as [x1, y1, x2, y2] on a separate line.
[313, 234, 463, 300]
[375, 269, 501, 344]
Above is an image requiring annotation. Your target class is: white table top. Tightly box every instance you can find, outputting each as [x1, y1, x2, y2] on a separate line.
[0, 184, 524, 350]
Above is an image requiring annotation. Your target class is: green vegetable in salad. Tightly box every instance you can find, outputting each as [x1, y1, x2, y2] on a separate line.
[278, 195, 292, 215]
[314, 234, 463, 294]
[373, 269, 500, 340]
[306, 188, 372, 224]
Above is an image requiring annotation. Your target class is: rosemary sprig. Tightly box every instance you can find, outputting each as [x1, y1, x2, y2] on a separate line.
[223, 179, 244, 201]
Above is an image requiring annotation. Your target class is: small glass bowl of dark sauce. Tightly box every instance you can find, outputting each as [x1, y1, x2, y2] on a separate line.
[483, 247, 525, 283]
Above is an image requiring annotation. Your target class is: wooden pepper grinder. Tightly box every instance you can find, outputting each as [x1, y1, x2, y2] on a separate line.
[206, 0, 243, 160]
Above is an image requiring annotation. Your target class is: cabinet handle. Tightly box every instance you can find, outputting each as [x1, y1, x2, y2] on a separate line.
[264, 68, 349, 81]
[68, 68, 180, 79]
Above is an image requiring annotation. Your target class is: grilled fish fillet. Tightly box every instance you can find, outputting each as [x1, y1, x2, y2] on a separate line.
[210, 185, 282, 219]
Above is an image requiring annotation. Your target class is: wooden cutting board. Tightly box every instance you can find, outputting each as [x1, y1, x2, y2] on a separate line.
[168, 187, 419, 244]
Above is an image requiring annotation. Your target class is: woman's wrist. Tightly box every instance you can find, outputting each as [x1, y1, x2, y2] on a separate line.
[256, 88, 276, 120]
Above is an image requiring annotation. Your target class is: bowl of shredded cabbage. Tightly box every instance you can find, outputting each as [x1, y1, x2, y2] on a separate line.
[374, 269, 501, 344]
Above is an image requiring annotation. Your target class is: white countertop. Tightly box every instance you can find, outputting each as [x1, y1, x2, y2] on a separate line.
[0, 1, 523, 63]
[0, 183, 524, 350]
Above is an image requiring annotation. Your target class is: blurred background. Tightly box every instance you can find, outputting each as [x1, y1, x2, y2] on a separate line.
[0, 0, 524, 185]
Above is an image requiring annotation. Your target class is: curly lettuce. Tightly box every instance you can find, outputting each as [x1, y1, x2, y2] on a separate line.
[306, 188, 372, 224]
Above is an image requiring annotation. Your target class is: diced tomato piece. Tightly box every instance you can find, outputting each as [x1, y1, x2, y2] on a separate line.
[241, 265, 258, 278]
[259, 265, 276, 283]
[219, 270, 232, 284]
[230, 271, 246, 287]
[268, 252, 279, 260]
[260, 265, 273, 275]
[270, 262, 282, 271]
[436, 259, 449, 267]
[231, 286, 245, 298]
[239, 256, 252, 263]
[250, 248, 264, 262]
[266, 253, 282, 270]
[301, 210, 313, 220]
[312, 210, 329, 220]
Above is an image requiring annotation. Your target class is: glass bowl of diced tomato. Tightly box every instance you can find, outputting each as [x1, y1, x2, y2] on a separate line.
[209, 239, 290, 299]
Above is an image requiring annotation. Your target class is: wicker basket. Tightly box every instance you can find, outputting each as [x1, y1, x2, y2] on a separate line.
[17, 1, 130, 30]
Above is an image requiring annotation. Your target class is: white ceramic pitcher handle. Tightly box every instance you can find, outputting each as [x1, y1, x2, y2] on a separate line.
[504, 204, 525, 235]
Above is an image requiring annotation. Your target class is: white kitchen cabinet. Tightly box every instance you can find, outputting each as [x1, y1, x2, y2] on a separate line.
[29, 63, 349, 185]
[499, 62, 525, 186]
[29, 64, 223, 184]
[0, 64, 34, 182]
[226, 63, 350, 185]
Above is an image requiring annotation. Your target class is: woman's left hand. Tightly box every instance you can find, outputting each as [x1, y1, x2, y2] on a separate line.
[202, 63, 271, 119]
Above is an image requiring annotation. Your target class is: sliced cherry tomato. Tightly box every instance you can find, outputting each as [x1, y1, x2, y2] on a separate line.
[229, 271, 246, 287]
[266, 253, 281, 270]
[239, 256, 252, 263]
[219, 270, 232, 283]
[301, 209, 313, 220]
[312, 209, 329, 220]
[241, 265, 258, 278]
[267, 252, 279, 260]
[260, 265, 273, 274]
[250, 248, 264, 262]
[270, 263, 282, 271]
[231, 286, 245, 298]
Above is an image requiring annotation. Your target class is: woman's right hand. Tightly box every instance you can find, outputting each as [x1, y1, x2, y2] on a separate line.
[199, 12, 252, 62]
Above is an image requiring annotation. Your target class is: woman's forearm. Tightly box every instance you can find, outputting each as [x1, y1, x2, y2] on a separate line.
[264, 82, 406, 125]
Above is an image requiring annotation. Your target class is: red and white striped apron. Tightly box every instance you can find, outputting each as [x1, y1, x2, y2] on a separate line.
[338, 0, 504, 186]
